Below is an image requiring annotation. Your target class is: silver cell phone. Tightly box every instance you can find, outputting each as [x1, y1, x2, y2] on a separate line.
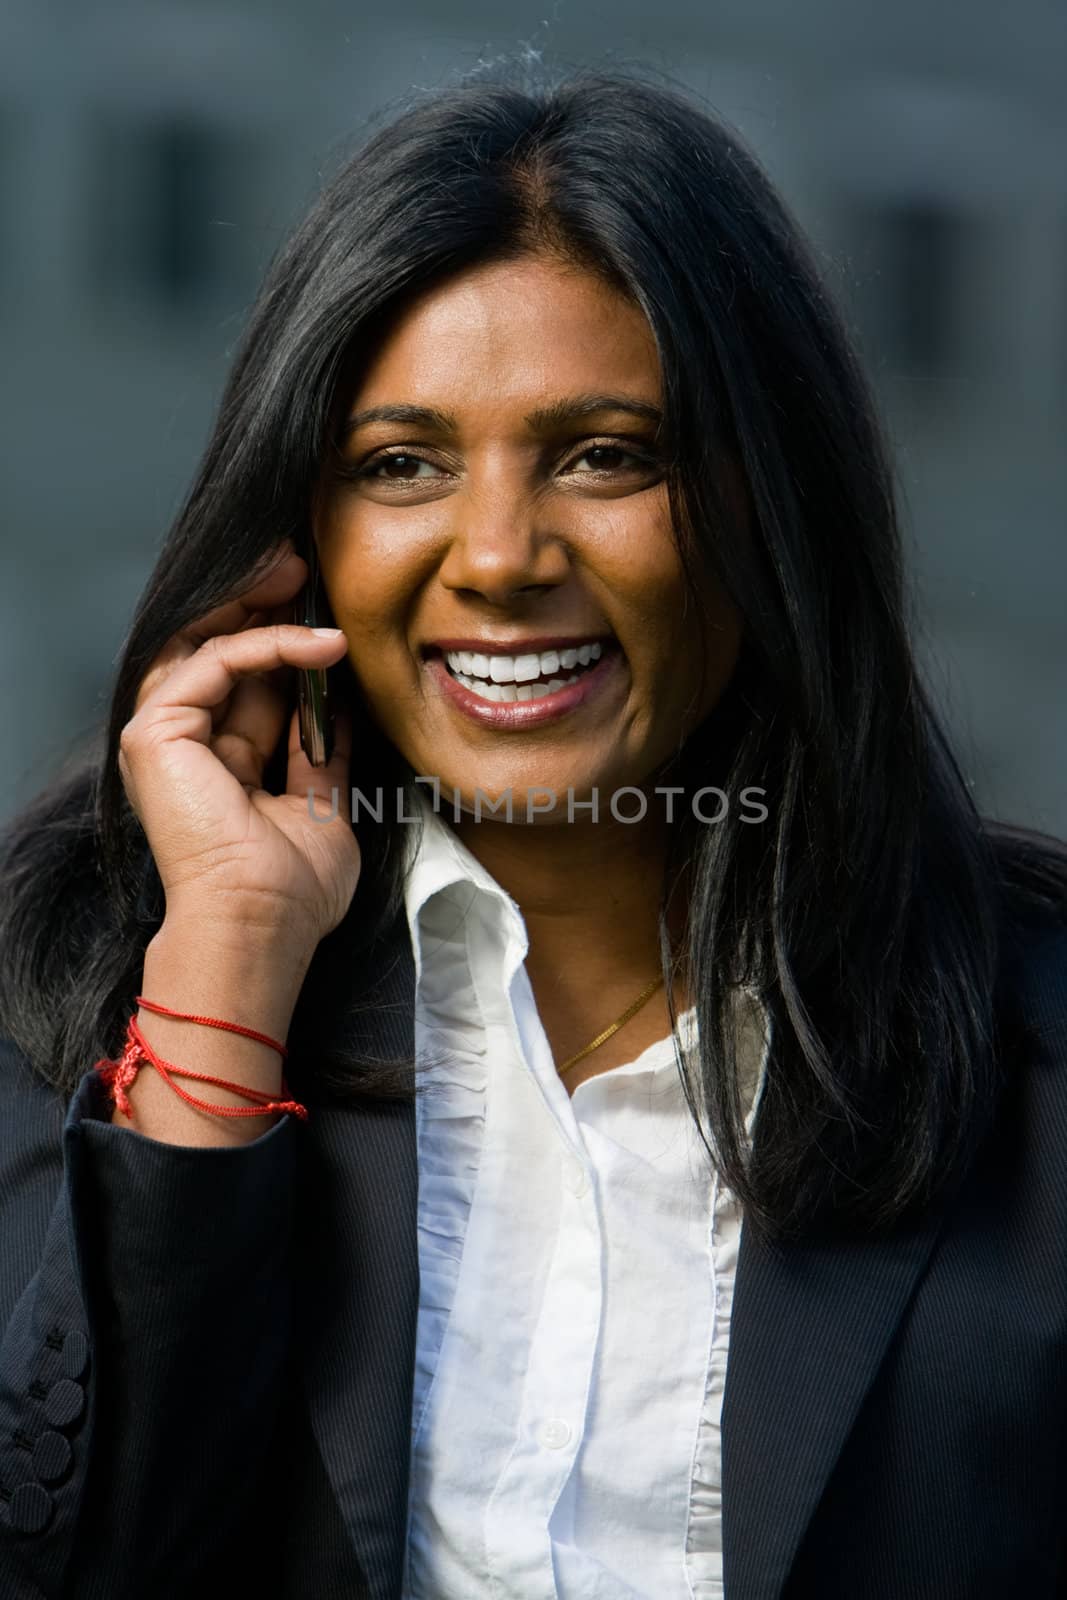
[296, 537, 335, 768]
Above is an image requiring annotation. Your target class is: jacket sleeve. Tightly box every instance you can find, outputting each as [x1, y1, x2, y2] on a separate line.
[0, 1037, 300, 1598]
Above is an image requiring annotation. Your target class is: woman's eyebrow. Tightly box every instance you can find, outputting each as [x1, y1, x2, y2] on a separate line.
[524, 393, 664, 432]
[342, 393, 664, 437]
[343, 403, 455, 436]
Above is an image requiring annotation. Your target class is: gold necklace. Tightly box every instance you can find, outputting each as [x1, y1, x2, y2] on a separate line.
[556, 974, 665, 1077]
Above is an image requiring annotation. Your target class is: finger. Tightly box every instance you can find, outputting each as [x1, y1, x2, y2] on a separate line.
[256, 594, 315, 699]
[181, 547, 309, 647]
[210, 672, 288, 788]
[213, 594, 311, 711]
[285, 700, 353, 821]
[201, 605, 277, 729]
[133, 547, 309, 712]
[134, 625, 348, 743]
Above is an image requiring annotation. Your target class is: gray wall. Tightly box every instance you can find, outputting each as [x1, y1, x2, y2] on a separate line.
[2, 0, 1064, 831]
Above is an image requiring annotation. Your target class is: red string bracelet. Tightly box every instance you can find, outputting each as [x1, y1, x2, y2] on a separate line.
[133, 995, 289, 1058]
[94, 1007, 307, 1123]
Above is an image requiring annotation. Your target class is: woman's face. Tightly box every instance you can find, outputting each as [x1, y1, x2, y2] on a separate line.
[314, 251, 741, 818]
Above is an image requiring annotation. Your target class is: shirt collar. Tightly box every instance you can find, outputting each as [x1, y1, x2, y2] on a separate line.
[400, 786, 770, 1125]
[401, 786, 522, 950]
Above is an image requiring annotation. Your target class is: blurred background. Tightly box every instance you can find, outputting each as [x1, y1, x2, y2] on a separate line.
[1, 0, 1064, 831]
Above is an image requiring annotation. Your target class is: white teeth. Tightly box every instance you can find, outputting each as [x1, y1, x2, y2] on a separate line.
[453, 671, 585, 703]
[444, 640, 607, 683]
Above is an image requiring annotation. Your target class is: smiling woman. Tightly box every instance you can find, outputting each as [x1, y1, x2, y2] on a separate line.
[313, 253, 740, 840]
[1, 62, 1066, 1600]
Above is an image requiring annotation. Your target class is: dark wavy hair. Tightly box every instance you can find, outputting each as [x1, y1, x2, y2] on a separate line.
[1, 62, 1064, 1241]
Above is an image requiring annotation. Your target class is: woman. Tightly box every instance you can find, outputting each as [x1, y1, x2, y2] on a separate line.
[0, 65, 1065, 1599]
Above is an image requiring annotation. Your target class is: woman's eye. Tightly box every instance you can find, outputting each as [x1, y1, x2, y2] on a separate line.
[564, 444, 648, 474]
[363, 453, 442, 482]
[351, 442, 655, 486]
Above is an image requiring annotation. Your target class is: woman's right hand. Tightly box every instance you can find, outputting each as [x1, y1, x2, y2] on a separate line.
[118, 541, 360, 956]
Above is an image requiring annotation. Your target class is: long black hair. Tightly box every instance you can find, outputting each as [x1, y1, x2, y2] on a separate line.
[1, 62, 1064, 1241]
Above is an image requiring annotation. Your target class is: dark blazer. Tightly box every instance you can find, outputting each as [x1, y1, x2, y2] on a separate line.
[1, 894, 1066, 1599]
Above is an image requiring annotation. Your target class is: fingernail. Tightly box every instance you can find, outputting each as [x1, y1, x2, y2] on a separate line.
[311, 627, 344, 638]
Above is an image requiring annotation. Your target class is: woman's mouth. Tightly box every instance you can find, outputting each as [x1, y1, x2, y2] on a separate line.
[447, 640, 605, 700]
[422, 640, 625, 729]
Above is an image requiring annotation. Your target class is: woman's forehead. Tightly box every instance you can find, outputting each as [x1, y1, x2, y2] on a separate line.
[345, 255, 662, 423]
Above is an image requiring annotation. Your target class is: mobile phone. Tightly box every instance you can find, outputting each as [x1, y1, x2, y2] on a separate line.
[296, 537, 336, 768]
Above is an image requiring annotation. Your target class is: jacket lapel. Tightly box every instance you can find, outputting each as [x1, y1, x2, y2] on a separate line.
[720, 1181, 954, 1597]
[286, 898, 963, 1600]
[290, 904, 420, 1600]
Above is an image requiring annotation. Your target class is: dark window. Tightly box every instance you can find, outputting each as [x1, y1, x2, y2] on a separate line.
[146, 120, 220, 303]
[88, 113, 264, 313]
[836, 196, 965, 377]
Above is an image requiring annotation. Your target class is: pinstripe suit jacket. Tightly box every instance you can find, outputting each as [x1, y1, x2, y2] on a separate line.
[1, 895, 1066, 1599]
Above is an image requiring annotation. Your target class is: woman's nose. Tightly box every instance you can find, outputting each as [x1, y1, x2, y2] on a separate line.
[436, 484, 571, 604]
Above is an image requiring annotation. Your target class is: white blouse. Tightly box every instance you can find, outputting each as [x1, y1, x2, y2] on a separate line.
[399, 794, 770, 1598]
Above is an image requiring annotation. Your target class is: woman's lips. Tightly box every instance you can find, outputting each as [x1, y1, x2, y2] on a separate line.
[423, 643, 625, 729]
